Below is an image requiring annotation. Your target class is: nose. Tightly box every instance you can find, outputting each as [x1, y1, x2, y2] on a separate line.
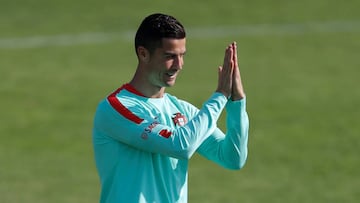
[174, 55, 184, 69]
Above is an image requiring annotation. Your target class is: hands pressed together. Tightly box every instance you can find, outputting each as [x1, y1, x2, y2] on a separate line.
[216, 42, 245, 101]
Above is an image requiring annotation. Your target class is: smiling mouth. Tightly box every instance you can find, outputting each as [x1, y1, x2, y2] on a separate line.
[166, 72, 177, 78]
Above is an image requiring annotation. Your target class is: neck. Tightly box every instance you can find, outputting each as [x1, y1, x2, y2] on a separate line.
[129, 71, 165, 98]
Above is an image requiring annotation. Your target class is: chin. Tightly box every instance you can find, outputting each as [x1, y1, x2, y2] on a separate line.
[164, 79, 176, 87]
[164, 82, 175, 87]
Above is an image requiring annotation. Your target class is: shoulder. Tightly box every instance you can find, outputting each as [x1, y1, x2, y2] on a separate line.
[95, 88, 148, 125]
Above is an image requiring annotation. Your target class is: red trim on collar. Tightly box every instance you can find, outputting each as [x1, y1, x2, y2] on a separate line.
[122, 83, 145, 97]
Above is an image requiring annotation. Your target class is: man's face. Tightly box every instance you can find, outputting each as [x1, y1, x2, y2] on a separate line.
[147, 38, 186, 88]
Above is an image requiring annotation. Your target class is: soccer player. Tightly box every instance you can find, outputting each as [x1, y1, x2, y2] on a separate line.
[92, 13, 249, 203]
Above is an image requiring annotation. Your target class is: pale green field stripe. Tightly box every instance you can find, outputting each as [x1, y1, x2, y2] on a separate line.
[0, 20, 359, 49]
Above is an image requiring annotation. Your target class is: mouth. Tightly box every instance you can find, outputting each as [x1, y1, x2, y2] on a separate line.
[165, 72, 177, 78]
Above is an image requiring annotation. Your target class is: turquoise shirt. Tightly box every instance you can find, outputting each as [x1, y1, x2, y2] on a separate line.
[93, 84, 249, 203]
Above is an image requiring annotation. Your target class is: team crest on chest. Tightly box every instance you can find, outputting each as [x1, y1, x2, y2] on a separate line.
[172, 112, 187, 126]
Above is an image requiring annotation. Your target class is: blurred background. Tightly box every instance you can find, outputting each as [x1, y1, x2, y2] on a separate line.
[1, 0, 359, 202]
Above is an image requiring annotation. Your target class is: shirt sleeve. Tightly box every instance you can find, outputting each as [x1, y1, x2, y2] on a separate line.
[196, 98, 249, 170]
[93, 92, 228, 160]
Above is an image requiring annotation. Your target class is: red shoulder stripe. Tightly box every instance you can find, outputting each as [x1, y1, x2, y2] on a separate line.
[107, 85, 144, 124]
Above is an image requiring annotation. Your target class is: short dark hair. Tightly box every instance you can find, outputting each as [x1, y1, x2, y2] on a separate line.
[135, 13, 186, 55]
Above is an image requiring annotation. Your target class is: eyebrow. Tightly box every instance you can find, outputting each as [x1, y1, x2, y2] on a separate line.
[164, 51, 186, 56]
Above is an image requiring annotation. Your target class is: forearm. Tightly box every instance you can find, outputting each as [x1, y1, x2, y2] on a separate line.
[223, 98, 249, 168]
[197, 98, 249, 170]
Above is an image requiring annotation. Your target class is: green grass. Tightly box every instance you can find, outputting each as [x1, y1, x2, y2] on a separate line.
[1, 0, 360, 202]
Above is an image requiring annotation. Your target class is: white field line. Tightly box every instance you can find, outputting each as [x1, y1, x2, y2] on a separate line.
[0, 20, 359, 49]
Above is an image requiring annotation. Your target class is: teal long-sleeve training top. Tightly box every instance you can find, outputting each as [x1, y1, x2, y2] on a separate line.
[93, 84, 249, 203]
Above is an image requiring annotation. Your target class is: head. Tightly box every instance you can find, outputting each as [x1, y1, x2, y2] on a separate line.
[135, 13, 186, 56]
[134, 13, 187, 89]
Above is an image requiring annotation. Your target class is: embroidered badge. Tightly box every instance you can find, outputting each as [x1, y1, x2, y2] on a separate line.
[172, 113, 187, 127]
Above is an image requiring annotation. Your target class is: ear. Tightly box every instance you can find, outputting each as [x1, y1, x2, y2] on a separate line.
[137, 46, 150, 63]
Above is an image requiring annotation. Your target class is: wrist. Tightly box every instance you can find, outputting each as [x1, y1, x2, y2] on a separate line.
[215, 90, 231, 99]
[231, 92, 245, 101]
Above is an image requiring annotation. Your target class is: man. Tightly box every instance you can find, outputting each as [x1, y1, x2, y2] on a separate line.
[93, 13, 249, 203]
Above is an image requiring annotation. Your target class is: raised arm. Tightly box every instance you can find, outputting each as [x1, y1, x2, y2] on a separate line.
[197, 42, 249, 169]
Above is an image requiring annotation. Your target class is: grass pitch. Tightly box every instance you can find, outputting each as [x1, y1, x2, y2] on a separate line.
[1, 0, 359, 202]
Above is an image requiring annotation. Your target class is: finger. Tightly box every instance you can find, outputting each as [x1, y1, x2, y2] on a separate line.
[221, 44, 235, 82]
[232, 42, 240, 81]
[223, 45, 231, 70]
[232, 42, 238, 68]
[225, 48, 234, 80]
[227, 45, 234, 70]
